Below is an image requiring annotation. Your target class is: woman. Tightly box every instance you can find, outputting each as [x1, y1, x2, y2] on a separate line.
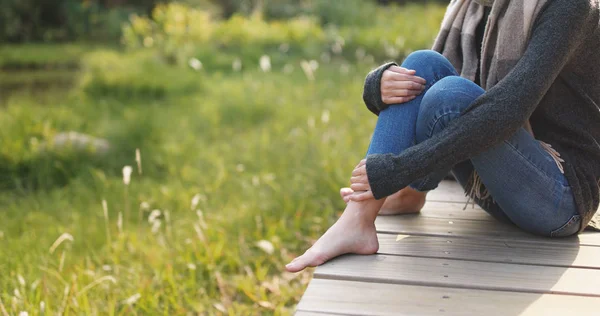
[286, 0, 600, 273]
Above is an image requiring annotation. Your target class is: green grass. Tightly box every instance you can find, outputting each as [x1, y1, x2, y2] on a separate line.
[0, 43, 111, 69]
[0, 4, 444, 314]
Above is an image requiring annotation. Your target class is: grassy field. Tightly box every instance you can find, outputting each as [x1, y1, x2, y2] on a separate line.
[0, 3, 445, 315]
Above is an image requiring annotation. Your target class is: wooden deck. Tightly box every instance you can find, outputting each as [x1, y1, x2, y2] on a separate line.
[295, 180, 600, 316]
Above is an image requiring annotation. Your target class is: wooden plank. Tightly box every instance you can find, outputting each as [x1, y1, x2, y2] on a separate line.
[314, 254, 600, 296]
[375, 215, 600, 247]
[427, 180, 469, 203]
[411, 201, 491, 222]
[377, 233, 600, 269]
[297, 279, 600, 316]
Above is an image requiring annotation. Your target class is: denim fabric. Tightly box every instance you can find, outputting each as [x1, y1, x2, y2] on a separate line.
[366, 50, 580, 237]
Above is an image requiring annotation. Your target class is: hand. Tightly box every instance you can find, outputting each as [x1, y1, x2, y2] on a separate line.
[349, 159, 374, 201]
[381, 66, 426, 105]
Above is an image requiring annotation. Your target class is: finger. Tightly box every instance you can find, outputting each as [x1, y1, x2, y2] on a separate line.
[385, 80, 425, 91]
[388, 65, 417, 75]
[350, 175, 367, 184]
[385, 72, 427, 85]
[351, 166, 366, 177]
[348, 191, 374, 202]
[382, 95, 416, 105]
[384, 89, 421, 98]
[350, 183, 370, 191]
[358, 159, 366, 168]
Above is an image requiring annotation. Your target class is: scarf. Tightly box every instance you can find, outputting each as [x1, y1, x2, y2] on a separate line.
[432, 0, 548, 90]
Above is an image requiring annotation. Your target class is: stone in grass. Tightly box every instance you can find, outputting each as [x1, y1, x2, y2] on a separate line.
[50, 131, 110, 155]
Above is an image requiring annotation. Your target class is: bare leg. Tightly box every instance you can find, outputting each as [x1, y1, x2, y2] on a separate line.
[340, 187, 426, 215]
[285, 194, 384, 273]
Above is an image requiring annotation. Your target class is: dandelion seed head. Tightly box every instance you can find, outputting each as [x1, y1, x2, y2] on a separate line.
[122, 166, 133, 186]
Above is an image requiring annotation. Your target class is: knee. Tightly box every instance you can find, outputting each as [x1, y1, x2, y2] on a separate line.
[401, 50, 456, 81]
[415, 76, 484, 143]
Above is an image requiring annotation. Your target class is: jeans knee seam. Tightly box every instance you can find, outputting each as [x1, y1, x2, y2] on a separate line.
[427, 111, 462, 139]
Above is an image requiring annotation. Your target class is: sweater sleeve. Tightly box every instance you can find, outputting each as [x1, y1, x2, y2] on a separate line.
[362, 62, 398, 116]
[366, 0, 597, 199]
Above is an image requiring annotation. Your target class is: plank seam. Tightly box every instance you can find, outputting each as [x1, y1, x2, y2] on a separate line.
[312, 273, 600, 298]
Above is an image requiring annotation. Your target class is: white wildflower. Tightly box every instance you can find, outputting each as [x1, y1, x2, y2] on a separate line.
[259, 55, 271, 72]
[232, 58, 242, 72]
[14, 289, 21, 299]
[188, 58, 202, 71]
[321, 109, 330, 124]
[214, 303, 226, 313]
[31, 279, 40, 291]
[122, 293, 141, 305]
[140, 201, 150, 210]
[102, 265, 112, 271]
[309, 59, 319, 71]
[191, 194, 202, 210]
[122, 166, 133, 186]
[151, 220, 162, 234]
[256, 240, 274, 254]
[17, 275, 25, 287]
[18, 311, 28, 316]
[300, 60, 314, 81]
[148, 209, 161, 223]
[135, 149, 142, 175]
[49, 233, 74, 254]
[187, 263, 197, 270]
[40, 301, 45, 314]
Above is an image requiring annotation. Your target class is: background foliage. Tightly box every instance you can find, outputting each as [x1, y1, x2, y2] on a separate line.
[0, 0, 445, 314]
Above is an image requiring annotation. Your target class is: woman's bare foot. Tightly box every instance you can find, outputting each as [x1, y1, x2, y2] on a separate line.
[285, 197, 383, 273]
[340, 186, 426, 215]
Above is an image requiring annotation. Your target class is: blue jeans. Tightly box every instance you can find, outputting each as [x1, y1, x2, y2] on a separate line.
[367, 50, 581, 237]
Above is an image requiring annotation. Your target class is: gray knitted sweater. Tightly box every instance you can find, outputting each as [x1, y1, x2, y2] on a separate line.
[363, 0, 600, 231]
